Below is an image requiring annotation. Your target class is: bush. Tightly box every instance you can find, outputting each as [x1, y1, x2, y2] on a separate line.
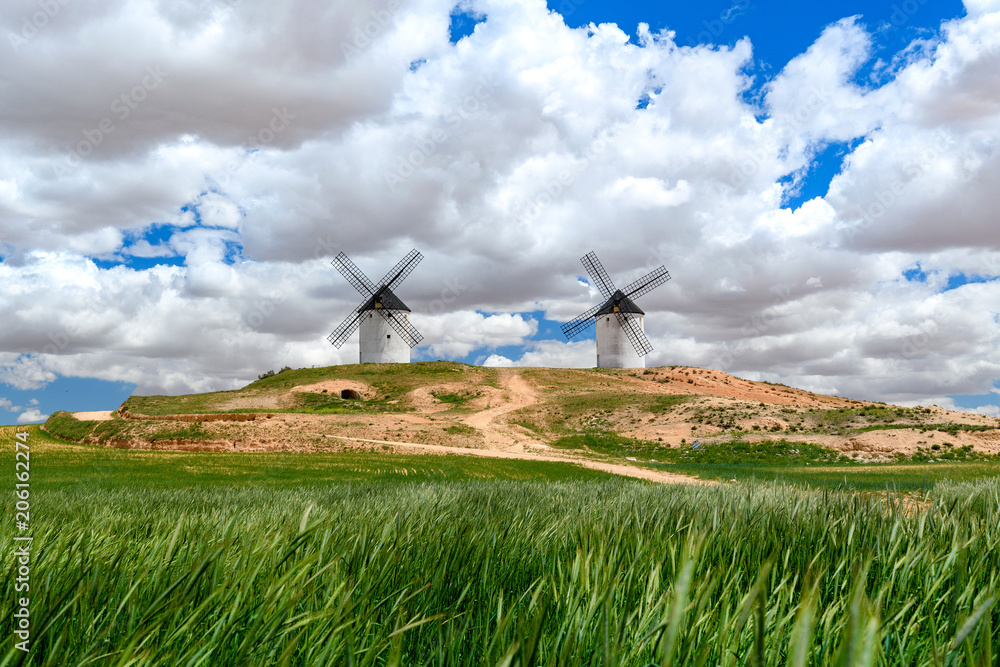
[258, 366, 293, 380]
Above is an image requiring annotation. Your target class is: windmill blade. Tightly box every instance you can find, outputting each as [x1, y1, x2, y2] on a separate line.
[378, 249, 423, 291]
[560, 302, 603, 340]
[327, 309, 365, 348]
[378, 309, 424, 347]
[615, 311, 653, 357]
[580, 251, 616, 299]
[332, 252, 377, 297]
[621, 266, 671, 301]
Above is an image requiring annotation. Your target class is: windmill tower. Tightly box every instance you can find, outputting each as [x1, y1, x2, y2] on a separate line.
[328, 249, 424, 364]
[561, 251, 671, 369]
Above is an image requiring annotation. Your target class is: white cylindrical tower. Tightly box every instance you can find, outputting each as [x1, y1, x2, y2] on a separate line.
[359, 310, 411, 363]
[595, 314, 645, 369]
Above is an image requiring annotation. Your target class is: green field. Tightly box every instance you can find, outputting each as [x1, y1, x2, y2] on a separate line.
[3, 426, 1000, 665]
[5, 426, 612, 489]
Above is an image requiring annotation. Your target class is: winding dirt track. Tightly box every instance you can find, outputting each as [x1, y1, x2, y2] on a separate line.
[307, 370, 710, 485]
[460, 370, 546, 451]
[72, 370, 709, 485]
[305, 431, 710, 485]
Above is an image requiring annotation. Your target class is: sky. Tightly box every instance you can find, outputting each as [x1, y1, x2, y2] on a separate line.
[1, 0, 999, 424]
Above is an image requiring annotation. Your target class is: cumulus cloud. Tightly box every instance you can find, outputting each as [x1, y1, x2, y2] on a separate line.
[16, 408, 49, 424]
[605, 177, 692, 209]
[0, 355, 57, 390]
[0, 0, 998, 409]
[415, 312, 537, 358]
[483, 340, 594, 368]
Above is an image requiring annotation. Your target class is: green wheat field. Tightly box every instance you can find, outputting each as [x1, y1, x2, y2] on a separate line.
[3, 425, 1000, 666]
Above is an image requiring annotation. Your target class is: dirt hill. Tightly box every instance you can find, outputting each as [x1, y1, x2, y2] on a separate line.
[44, 362, 1000, 474]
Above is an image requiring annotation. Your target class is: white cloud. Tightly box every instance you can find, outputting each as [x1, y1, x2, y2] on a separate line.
[195, 192, 243, 229]
[415, 312, 537, 358]
[482, 340, 594, 368]
[0, 355, 57, 390]
[899, 397, 1000, 417]
[963, 0, 1000, 17]
[0, 0, 997, 411]
[17, 408, 49, 424]
[482, 353, 514, 367]
[604, 177, 692, 209]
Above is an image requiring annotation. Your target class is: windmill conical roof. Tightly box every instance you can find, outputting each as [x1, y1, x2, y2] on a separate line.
[594, 290, 644, 316]
[359, 286, 411, 312]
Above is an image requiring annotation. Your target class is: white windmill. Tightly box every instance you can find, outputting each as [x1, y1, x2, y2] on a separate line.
[328, 249, 424, 364]
[561, 251, 671, 369]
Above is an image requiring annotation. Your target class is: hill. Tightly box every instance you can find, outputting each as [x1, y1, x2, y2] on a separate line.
[42, 362, 1000, 478]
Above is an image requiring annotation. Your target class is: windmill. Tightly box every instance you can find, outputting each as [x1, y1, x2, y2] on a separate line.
[328, 249, 424, 364]
[561, 251, 671, 369]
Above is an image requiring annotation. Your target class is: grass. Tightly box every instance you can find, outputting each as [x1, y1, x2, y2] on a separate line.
[443, 423, 477, 436]
[2, 441, 1000, 662]
[666, 460, 1000, 491]
[554, 434, 1000, 492]
[431, 390, 484, 408]
[527, 392, 692, 436]
[291, 391, 400, 415]
[43, 412, 218, 445]
[552, 391, 690, 415]
[552, 431, 656, 454]
[122, 362, 501, 416]
[3, 427, 1000, 663]
[2, 426, 610, 490]
[554, 435, 848, 463]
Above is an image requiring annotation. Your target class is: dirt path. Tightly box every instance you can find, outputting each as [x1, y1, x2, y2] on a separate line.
[461, 370, 545, 451]
[307, 431, 710, 485]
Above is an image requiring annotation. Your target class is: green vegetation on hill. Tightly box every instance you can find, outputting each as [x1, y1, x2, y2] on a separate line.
[122, 389, 246, 416]
[6, 425, 613, 492]
[2, 422, 999, 665]
[431, 389, 484, 408]
[550, 433, 1000, 491]
[123, 361, 497, 415]
[44, 411, 216, 445]
[556, 434, 855, 464]
[513, 391, 692, 436]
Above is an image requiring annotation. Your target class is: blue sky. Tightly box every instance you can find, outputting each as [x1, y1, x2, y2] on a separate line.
[2, 0, 999, 422]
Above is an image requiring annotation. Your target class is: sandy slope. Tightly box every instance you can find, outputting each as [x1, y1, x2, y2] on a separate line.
[72, 411, 114, 421]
